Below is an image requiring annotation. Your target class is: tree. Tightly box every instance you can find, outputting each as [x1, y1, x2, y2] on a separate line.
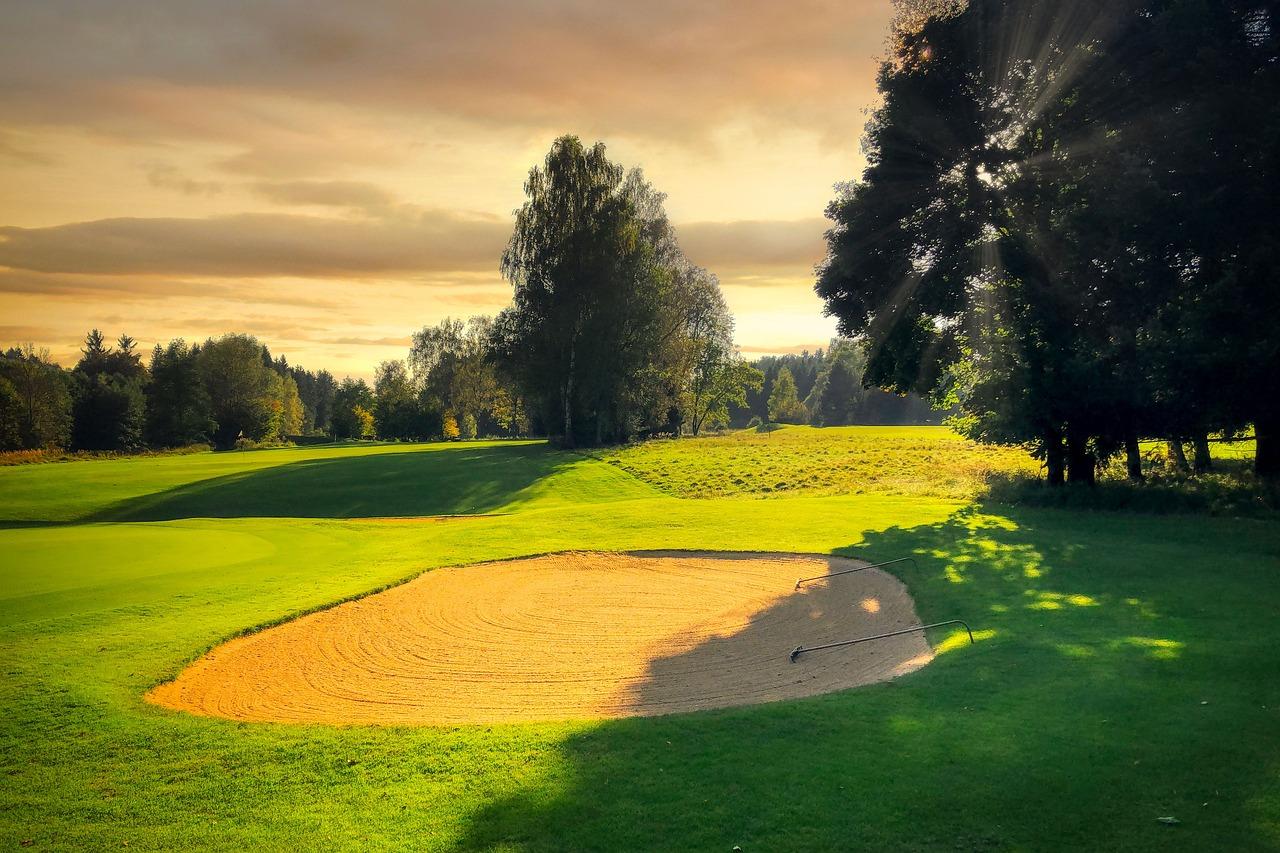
[442, 412, 461, 440]
[71, 330, 147, 451]
[197, 334, 284, 449]
[0, 345, 72, 449]
[805, 340, 872, 426]
[767, 367, 807, 424]
[146, 339, 212, 447]
[278, 372, 304, 437]
[498, 136, 631, 446]
[815, 0, 1275, 484]
[740, 351, 827, 425]
[374, 359, 431, 440]
[352, 404, 375, 439]
[410, 316, 516, 436]
[460, 412, 478, 440]
[72, 374, 145, 451]
[684, 271, 761, 436]
[815, 360, 860, 426]
[689, 357, 762, 436]
[290, 367, 336, 435]
[331, 378, 375, 439]
[497, 136, 728, 446]
[0, 376, 22, 451]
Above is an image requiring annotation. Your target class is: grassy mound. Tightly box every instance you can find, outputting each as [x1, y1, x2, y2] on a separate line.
[595, 425, 1039, 500]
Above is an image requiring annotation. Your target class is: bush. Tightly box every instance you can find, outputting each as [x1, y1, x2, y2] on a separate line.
[232, 437, 293, 452]
[0, 444, 210, 466]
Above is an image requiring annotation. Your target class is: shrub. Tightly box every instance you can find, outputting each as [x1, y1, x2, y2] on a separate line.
[232, 437, 293, 452]
[985, 469, 1278, 518]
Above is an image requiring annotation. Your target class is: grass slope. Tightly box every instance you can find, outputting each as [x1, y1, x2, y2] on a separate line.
[594, 425, 1039, 500]
[1, 432, 1277, 851]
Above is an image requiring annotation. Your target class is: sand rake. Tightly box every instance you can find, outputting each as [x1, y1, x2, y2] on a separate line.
[793, 556, 919, 590]
[789, 619, 975, 663]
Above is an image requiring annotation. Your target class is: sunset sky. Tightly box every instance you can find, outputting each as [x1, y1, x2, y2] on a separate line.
[0, 0, 893, 380]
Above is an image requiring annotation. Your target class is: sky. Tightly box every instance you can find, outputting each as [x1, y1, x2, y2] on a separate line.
[0, 0, 894, 380]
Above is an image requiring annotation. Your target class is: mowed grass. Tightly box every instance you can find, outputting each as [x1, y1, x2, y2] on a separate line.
[595, 425, 1040, 500]
[1, 432, 1279, 851]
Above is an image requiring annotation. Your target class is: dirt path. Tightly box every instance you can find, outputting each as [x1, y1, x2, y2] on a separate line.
[148, 551, 934, 725]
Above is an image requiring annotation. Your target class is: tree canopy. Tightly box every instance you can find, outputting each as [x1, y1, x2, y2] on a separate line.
[817, 0, 1280, 481]
[495, 135, 754, 446]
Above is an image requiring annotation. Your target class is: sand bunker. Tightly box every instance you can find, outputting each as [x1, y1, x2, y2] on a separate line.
[148, 551, 933, 725]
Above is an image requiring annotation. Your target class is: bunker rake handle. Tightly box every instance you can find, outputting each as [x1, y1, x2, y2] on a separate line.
[789, 619, 975, 663]
[794, 556, 919, 590]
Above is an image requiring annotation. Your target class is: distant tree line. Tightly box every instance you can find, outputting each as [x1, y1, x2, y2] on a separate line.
[0, 327, 544, 454]
[817, 0, 1279, 482]
[730, 341, 940, 427]
[0, 333, 339, 452]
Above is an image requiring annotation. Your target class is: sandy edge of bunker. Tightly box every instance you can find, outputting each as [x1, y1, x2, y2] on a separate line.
[147, 550, 936, 726]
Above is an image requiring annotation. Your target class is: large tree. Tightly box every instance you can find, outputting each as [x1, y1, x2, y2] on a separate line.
[0, 345, 72, 450]
[373, 359, 432, 440]
[71, 330, 147, 452]
[330, 378, 375, 439]
[817, 0, 1279, 481]
[146, 339, 212, 447]
[497, 136, 731, 446]
[197, 334, 286, 449]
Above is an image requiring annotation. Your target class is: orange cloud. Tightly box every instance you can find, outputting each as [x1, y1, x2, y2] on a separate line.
[0, 211, 508, 277]
[250, 180, 397, 209]
[0, 2, 890, 152]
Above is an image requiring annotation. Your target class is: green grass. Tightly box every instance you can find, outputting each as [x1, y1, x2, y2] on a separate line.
[1, 432, 1278, 851]
[594, 425, 1040, 500]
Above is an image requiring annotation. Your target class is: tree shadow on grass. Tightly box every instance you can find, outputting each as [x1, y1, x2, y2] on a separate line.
[90, 443, 575, 521]
[457, 506, 1280, 851]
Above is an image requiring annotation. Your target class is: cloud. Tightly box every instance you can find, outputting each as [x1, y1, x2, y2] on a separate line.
[251, 180, 396, 210]
[0, 211, 826, 282]
[145, 162, 223, 196]
[738, 342, 830, 356]
[327, 335, 413, 347]
[0, 131, 55, 166]
[678, 217, 827, 271]
[0, 211, 510, 277]
[0, 269, 349, 309]
[0, 1, 891, 150]
[0, 324, 58, 342]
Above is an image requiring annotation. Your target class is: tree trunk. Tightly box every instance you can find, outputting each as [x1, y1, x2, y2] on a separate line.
[1045, 428, 1065, 487]
[1168, 438, 1189, 473]
[1066, 426, 1095, 485]
[1125, 433, 1144, 482]
[1257, 415, 1280, 480]
[561, 340, 576, 449]
[1192, 434, 1213, 474]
